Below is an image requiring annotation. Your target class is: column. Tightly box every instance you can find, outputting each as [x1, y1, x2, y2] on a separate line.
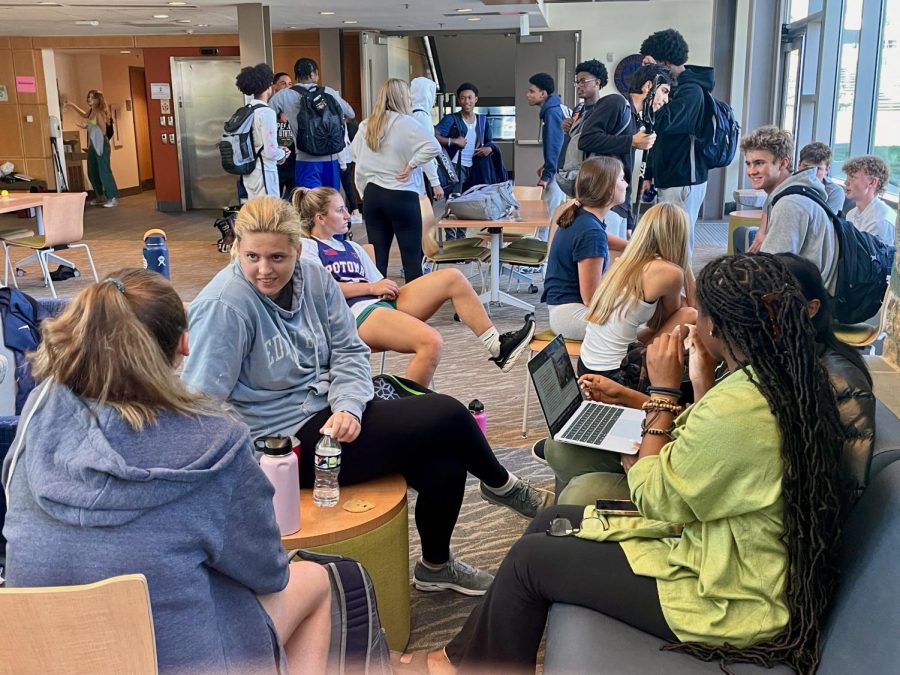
[238, 3, 273, 67]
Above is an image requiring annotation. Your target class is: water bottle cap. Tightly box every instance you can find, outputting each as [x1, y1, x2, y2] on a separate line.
[255, 435, 292, 456]
[143, 228, 167, 242]
[468, 399, 484, 413]
[322, 428, 333, 437]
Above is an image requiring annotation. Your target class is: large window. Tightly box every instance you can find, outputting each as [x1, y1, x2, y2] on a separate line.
[832, 0, 864, 169]
[873, 1, 900, 197]
[788, 0, 810, 23]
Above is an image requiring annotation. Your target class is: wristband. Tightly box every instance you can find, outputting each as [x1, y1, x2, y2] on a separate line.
[647, 386, 682, 399]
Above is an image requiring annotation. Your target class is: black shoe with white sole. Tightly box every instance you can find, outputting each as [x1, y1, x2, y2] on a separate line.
[490, 314, 536, 373]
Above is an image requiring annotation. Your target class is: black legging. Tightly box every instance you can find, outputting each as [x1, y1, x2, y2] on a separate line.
[362, 182, 423, 283]
[445, 505, 676, 671]
[295, 393, 508, 564]
[340, 163, 359, 213]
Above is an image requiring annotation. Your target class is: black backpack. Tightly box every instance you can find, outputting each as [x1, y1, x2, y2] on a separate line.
[105, 118, 114, 141]
[293, 85, 345, 156]
[772, 185, 895, 324]
[219, 103, 265, 175]
[685, 83, 740, 171]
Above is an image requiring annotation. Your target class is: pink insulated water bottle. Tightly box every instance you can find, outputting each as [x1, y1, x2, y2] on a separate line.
[468, 399, 487, 436]
[257, 435, 301, 535]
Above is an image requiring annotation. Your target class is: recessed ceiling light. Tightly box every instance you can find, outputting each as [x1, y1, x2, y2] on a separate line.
[74, 20, 99, 26]
[319, 11, 335, 15]
[176, 19, 191, 23]
[456, 8, 474, 12]
[343, 19, 358, 24]
[197, 23, 208, 27]
[467, 17, 481, 21]
[120, 50, 131, 53]
[153, 14, 169, 19]
[39, 1, 61, 5]
[168, 1, 187, 5]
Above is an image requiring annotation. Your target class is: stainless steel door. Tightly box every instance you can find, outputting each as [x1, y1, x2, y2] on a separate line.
[171, 57, 243, 210]
[514, 32, 580, 182]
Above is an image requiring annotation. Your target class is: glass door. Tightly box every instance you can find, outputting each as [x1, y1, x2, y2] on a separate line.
[780, 32, 805, 139]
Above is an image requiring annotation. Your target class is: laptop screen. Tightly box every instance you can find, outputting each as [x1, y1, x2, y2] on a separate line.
[527, 335, 583, 437]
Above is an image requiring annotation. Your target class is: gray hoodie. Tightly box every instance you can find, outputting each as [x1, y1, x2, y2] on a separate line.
[761, 167, 839, 293]
[2, 381, 289, 674]
[182, 258, 374, 439]
[409, 77, 441, 190]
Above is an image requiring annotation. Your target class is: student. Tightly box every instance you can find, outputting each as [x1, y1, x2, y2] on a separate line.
[578, 202, 696, 380]
[842, 154, 896, 246]
[742, 126, 838, 292]
[639, 29, 714, 248]
[578, 64, 674, 229]
[435, 82, 495, 193]
[294, 187, 535, 386]
[797, 141, 846, 214]
[64, 90, 119, 208]
[2, 269, 332, 673]
[410, 77, 445, 202]
[234, 63, 286, 199]
[181, 196, 553, 597]
[418, 253, 845, 674]
[270, 57, 355, 190]
[350, 78, 441, 283]
[542, 156, 628, 340]
[527, 72, 567, 230]
[555, 59, 607, 196]
[273, 71, 296, 200]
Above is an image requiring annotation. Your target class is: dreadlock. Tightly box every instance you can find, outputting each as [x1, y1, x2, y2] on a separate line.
[666, 253, 844, 674]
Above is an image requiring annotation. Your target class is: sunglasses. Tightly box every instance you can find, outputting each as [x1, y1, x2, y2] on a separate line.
[546, 515, 607, 537]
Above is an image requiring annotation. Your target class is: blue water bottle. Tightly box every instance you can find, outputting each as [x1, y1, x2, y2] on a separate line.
[143, 228, 170, 279]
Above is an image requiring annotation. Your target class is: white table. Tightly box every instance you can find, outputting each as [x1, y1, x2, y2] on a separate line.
[437, 200, 548, 313]
[0, 192, 77, 281]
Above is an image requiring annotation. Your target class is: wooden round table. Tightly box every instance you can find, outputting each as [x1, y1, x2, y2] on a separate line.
[281, 474, 410, 651]
[727, 209, 763, 254]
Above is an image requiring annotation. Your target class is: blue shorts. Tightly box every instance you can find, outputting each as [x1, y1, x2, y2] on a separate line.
[295, 160, 341, 190]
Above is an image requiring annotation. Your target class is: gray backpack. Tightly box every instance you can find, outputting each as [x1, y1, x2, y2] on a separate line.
[556, 96, 631, 197]
[219, 102, 266, 175]
[443, 181, 519, 221]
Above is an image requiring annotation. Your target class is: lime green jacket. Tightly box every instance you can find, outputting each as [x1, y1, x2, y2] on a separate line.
[580, 368, 789, 647]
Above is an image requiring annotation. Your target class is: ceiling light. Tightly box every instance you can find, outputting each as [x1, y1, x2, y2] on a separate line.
[343, 19, 358, 24]
[74, 20, 99, 26]
[456, 8, 474, 12]
[120, 50, 131, 53]
[168, 1, 187, 5]
[319, 11, 335, 15]
[153, 14, 169, 19]
[176, 19, 191, 23]
[39, 1, 61, 5]
[197, 23, 209, 27]
[467, 17, 481, 21]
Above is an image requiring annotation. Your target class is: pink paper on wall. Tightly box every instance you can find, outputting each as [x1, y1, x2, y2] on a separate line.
[15, 76, 36, 93]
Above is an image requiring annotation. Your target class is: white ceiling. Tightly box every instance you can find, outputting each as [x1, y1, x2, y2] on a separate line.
[0, 1, 549, 36]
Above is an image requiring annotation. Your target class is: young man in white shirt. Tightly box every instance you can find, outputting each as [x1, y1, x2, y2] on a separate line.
[235, 63, 286, 199]
[842, 155, 896, 246]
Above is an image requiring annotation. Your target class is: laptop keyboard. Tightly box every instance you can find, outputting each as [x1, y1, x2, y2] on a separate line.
[563, 405, 624, 444]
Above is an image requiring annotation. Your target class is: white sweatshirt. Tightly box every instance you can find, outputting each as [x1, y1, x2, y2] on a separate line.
[350, 111, 441, 194]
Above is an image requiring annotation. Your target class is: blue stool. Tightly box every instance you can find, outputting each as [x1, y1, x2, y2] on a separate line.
[732, 226, 759, 254]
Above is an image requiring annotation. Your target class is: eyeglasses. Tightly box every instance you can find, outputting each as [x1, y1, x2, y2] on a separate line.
[573, 78, 598, 86]
[546, 516, 606, 537]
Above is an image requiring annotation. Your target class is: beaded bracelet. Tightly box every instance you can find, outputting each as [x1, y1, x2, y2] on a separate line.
[646, 386, 682, 400]
[642, 399, 683, 415]
[642, 426, 675, 437]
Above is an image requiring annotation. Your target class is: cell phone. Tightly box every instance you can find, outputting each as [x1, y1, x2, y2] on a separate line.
[595, 499, 640, 516]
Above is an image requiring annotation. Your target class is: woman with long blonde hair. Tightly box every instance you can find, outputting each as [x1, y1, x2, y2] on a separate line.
[578, 202, 696, 379]
[64, 89, 119, 207]
[4, 269, 332, 674]
[350, 78, 441, 282]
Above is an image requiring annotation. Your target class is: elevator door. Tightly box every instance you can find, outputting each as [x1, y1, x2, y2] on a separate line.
[171, 57, 243, 209]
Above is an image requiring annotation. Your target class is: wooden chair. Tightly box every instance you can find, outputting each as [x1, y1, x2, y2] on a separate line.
[522, 329, 583, 437]
[1, 192, 99, 298]
[512, 185, 543, 201]
[0, 574, 158, 675]
[499, 199, 573, 293]
[834, 286, 894, 352]
[420, 195, 488, 289]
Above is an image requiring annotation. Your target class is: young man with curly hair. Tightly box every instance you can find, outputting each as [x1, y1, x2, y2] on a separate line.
[842, 155, 896, 246]
[742, 125, 838, 292]
[234, 63, 287, 199]
[639, 28, 714, 249]
[798, 142, 845, 213]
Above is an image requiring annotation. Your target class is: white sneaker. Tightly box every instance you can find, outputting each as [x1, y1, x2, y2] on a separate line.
[89, 197, 106, 206]
[102, 198, 118, 208]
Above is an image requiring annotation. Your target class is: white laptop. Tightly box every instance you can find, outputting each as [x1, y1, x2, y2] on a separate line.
[528, 335, 643, 454]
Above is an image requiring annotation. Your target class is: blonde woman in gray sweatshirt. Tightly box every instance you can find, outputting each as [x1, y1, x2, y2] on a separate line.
[351, 78, 441, 283]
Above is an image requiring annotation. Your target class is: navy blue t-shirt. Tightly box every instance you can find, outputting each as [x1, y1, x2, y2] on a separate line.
[541, 209, 609, 305]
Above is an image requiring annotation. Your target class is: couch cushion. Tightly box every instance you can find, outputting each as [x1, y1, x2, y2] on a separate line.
[871, 400, 900, 479]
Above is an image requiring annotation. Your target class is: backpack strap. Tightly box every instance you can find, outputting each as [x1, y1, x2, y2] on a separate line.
[770, 184, 842, 242]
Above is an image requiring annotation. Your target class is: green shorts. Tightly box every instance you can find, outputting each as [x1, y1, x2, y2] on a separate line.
[356, 300, 397, 327]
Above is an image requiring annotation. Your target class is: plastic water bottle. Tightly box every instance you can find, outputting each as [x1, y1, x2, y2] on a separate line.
[313, 429, 342, 507]
[142, 228, 170, 279]
[257, 435, 301, 535]
[468, 399, 487, 436]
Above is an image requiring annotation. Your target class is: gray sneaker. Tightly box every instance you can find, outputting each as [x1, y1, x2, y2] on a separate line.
[413, 556, 494, 596]
[480, 479, 553, 519]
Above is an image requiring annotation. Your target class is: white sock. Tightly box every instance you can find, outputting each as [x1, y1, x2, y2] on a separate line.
[479, 327, 501, 357]
[484, 471, 518, 496]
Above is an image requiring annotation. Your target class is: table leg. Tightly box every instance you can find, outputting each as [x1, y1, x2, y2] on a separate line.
[35, 205, 44, 236]
[477, 230, 536, 313]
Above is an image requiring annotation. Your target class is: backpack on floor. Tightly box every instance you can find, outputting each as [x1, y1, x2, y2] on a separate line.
[219, 103, 265, 175]
[213, 205, 239, 253]
[772, 185, 895, 324]
[290, 550, 392, 675]
[685, 84, 740, 171]
[292, 85, 345, 156]
[372, 374, 432, 401]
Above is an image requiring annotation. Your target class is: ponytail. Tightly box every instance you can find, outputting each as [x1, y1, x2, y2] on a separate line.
[290, 186, 339, 236]
[556, 201, 581, 228]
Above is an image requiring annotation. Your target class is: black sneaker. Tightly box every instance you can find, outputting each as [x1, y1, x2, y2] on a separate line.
[490, 314, 536, 373]
[531, 438, 548, 465]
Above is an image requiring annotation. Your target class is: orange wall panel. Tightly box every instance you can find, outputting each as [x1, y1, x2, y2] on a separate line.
[0, 106, 24, 157]
[18, 104, 48, 157]
[12, 50, 41, 106]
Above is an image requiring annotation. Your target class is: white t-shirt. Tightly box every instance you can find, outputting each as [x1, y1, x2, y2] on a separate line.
[300, 237, 384, 318]
[846, 197, 896, 246]
[460, 119, 477, 168]
[580, 298, 659, 372]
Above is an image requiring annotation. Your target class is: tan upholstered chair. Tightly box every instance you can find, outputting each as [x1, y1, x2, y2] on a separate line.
[0, 574, 158, 674]
[2, 192, 99, 298]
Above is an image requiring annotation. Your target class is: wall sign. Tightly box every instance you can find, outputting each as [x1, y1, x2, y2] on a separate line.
[150, 83, 171, 100]
[0, 85, 7, 102]
[15, 76, 36, 94]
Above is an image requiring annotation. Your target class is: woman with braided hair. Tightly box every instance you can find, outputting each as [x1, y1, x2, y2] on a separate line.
[406, 253, 843, 675]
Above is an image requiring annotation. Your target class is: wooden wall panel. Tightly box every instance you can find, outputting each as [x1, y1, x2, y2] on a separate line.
[18, 104, 46, 156]
[24, 158, 53, 188]
[273, 46, 320, 80]
[32, 36, 135, 49]
[134, 34, 238, 48]
[0, 50, 18, 105]
[0, 106, 24, 157]
[12, 50, 40, 105]
[272, 31, 320, 47]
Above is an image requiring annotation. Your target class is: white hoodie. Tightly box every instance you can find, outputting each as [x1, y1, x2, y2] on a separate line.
[350, 110, 441, 195]
[409, 77, 442, 191]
